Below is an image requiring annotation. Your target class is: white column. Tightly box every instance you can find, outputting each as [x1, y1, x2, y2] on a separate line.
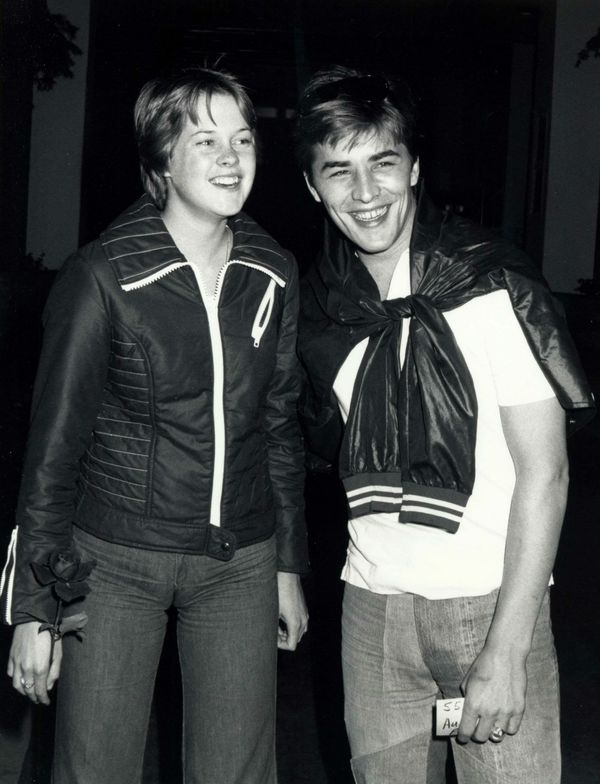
[26, 0, 91, 269]
[543, 0, 600, 292]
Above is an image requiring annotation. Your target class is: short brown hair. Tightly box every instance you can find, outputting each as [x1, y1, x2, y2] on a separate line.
[134, 69, 256, 209]
[296, 65, 418, 178]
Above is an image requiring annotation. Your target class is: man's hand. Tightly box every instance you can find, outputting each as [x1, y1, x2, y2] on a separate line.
[456, 643, 527, 743]
[277, 571, 308, 651]
[7, 621, 62, 705]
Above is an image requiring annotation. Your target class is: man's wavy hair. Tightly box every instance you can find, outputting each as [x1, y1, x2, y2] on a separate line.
[296, 65, 418, 180]
[134, 68, 256, 210]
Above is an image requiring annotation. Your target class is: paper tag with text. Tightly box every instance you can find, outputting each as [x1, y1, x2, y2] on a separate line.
[435, 697, 464, 736]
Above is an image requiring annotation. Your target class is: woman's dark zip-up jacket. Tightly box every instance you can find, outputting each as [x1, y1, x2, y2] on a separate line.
[1, 196, 308, 626]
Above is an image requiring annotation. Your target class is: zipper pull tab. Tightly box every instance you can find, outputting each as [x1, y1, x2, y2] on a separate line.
[251, 278, 277, 348]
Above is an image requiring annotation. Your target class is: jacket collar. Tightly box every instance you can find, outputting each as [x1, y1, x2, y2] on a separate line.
[101, 194, 290, 292]
[409, 186, 447, 291]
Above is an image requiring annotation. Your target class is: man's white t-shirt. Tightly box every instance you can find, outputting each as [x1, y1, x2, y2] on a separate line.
[333, 250, 556, 599]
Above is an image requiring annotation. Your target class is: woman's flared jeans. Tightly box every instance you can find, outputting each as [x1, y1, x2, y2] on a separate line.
[53, 528, 279, 784]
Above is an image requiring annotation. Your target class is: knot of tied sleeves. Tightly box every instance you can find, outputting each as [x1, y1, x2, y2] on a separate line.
[382, 295, 418, 320]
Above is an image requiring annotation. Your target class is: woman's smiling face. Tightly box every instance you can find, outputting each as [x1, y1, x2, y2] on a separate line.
[163, 91, 256, 225]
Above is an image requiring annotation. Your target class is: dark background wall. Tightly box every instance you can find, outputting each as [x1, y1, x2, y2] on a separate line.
[78, 0, 542, 269]
[1, 2, 599, 783]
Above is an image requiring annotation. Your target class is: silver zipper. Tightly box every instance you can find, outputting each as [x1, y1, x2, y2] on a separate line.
[1, 527, 18, 625]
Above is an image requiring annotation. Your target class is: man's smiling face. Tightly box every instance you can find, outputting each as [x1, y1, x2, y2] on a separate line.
[305, 132, 419, 260]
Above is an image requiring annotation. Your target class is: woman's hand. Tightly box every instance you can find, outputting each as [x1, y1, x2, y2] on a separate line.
[276, 572, 308, 651]
[7, 621, 62, 705]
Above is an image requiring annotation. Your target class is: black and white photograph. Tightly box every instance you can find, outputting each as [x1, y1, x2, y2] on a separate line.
[1, 2, 599, 783]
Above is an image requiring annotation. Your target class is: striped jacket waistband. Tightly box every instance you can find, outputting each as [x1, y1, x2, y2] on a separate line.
[342, 473, 469, 534]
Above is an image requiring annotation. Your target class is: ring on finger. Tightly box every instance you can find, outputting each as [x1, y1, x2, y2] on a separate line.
[20, 676, 34, 690]
[490, 726, 505, 742]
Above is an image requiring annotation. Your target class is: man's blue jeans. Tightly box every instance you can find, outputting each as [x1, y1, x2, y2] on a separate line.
[342, 584, 561, 784]
[53, 528, 279, 784]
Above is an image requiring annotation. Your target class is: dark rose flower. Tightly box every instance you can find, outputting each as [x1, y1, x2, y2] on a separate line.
[31, 549, 95, 603]
[49, 551, 86, 581]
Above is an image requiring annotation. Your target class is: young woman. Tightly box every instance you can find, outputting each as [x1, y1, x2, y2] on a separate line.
[2, 69, 308, 784]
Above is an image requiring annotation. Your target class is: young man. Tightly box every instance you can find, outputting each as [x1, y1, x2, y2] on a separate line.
[296, 66, 594, 784]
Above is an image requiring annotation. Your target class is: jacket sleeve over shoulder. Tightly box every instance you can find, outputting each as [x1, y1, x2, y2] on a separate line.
[1, 249, 112, 625]
[262, 255, 309, 574]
